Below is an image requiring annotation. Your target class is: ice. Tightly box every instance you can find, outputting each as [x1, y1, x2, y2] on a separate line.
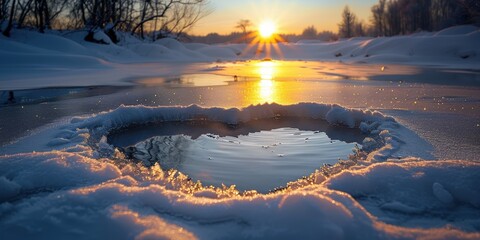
[124, 135, 191, 168]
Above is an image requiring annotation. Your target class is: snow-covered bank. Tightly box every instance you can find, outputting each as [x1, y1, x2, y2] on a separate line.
[1, 103, 479, 239]
[1, 25, 479, 71]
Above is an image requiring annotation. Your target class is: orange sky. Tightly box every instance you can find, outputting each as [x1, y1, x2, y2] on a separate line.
[191, 0, 378, 35]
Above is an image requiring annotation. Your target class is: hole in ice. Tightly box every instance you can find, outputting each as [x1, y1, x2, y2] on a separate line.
[108, 117, 364, 193]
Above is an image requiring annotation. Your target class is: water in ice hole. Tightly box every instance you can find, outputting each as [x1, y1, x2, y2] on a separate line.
[109, 117, 365, 192]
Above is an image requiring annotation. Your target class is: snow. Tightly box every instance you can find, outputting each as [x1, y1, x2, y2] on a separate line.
[1, 25, 480, 239]
[325, 159, 480, 231]
[326, 106, 357, 128]
[197, 45, 238, 59]
[1, 145, 479, 239]
[0, 103, 478, 238]
[432, 182, 454, 204]
[0, 25, 478, 78]
[435, 25, 479, 36]
[93, 30, 114, 45]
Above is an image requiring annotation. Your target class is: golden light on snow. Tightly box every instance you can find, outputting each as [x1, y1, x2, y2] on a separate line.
[258, 21, 276, 38]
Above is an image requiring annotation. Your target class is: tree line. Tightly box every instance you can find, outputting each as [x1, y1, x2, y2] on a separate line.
[1, 0, 479, 43]
[0, 0, 210, 42]
[184, 25, 337, 44]
[339, 0, 480, 38]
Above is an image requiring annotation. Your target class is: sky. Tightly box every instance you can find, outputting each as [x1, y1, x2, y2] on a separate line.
[191, 0, 378, 35]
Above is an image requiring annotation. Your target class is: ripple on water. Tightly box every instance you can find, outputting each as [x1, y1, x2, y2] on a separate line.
[109, 118, 364, 193]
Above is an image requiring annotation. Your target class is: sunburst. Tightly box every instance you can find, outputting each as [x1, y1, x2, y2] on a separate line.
[242, 20, 286, 59]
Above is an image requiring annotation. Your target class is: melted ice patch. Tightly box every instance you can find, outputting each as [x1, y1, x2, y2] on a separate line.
[123, 128, 358, 192]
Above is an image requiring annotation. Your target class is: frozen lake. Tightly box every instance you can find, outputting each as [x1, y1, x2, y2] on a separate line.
[1, 61, 479, 161]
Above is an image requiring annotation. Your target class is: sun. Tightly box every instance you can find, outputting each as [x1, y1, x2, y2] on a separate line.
[258, 21, 276, 38]
[241, 19, 285, 59]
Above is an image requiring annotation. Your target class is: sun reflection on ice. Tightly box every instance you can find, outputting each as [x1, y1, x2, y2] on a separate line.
[258, 61, 275, 80]
[257, 61, 277, 103]
[259, 79, 275, 102]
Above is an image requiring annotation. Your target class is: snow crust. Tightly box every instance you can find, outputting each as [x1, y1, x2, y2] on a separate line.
[1, 103, 479, 239]
[62, 103, 398, 163]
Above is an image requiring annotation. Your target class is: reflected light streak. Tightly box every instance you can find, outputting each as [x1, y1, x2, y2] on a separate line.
[259, 80, 274, 102]
[258, 61, 275, 80]
[257, 61, 277, 103]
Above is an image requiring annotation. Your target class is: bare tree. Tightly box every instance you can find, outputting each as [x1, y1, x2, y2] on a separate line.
[338, 5, 357, 38]
[159, 0, 211, 39]
[0, 0, 11, 21]
[235, 19, 251, 34]
[354, 21, 365, 37]
[131, 0, 210, 40]
[29, 0, 68, 32]
[235, 19, 251, 42]
[3, 0, 212, 40]
[456, 0, 480, 25]
[301, 25, 318, 39]
[2, 0, 15, 36]
[371, 0, 386, 36]
[369, 0, 479, 36]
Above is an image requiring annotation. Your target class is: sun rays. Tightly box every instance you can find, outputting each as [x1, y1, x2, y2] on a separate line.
[241, 19, 286, 59]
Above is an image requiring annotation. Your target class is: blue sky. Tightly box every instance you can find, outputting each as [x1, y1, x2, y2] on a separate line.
[192, 0, 378, 35]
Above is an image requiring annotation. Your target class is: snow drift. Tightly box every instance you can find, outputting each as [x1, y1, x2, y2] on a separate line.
[0, 25, 478, 68]
[1, 103, 479, 239]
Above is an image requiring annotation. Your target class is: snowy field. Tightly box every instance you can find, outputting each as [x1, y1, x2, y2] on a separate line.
[1, 26, 480, 239]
